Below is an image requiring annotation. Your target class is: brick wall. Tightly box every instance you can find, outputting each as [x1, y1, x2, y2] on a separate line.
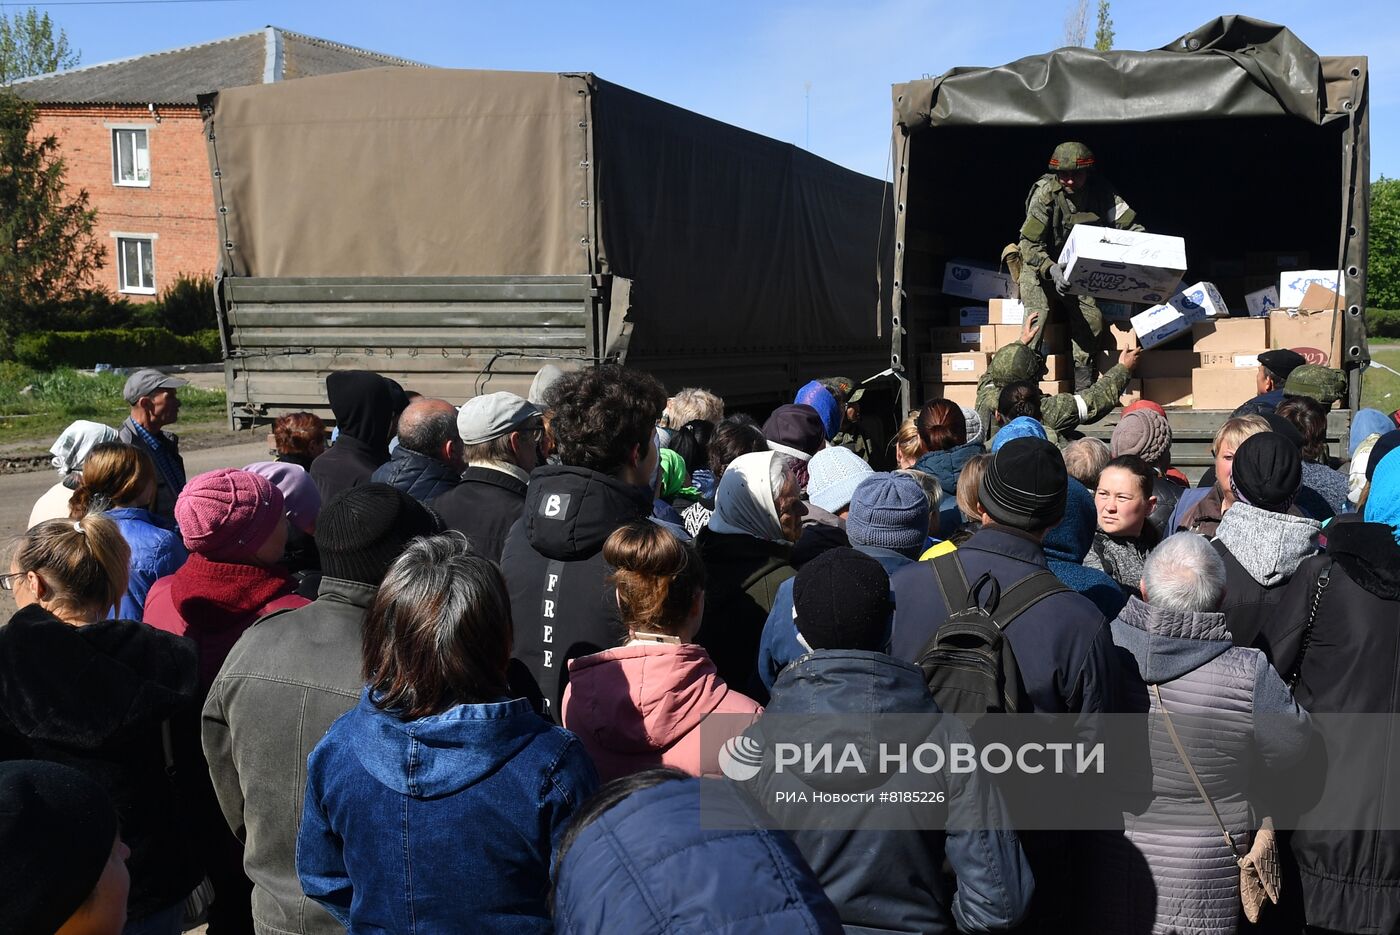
[33, 104, 218, 301]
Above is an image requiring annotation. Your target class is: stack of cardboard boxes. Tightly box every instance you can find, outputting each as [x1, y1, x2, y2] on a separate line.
[921, 298, 1071, 406]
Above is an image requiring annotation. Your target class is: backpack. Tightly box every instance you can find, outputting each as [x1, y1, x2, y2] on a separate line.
[915, 551, 1068, 718]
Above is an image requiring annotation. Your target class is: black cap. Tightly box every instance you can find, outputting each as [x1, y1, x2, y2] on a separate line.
[1258, 349, 1307, 380]
[0, 761, 119, 935]
[794, 548, 892, 652]
[317, 483, 444, 586]
[978, 437, 1068, 531]
[762, 404, 826, 458]
[1230, 433, 1303, 513]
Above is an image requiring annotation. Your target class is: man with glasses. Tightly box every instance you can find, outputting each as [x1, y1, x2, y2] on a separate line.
[430, 391, 544, 562]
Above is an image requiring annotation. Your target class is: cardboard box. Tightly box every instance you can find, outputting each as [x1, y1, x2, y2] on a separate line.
[1299, 284, 1343, 312]
[941, 352, 989, 383]
[1109, 322, 1139, 350]
[942, 260, 1014, 302]
[958, 306, 990, 326]
[1191, 318, 1268, 355]
[1269, 308, 1343, 366]
[930, 327, 983, 351]
[1142, 377, 1193, 408]
[1100, 301, 1136, 321]
[1192, 367, 1258, 410]
[1278, 270, 1345, 308]
[1043, 354, 1070, 381]
[1245, 285, 1280, 317]
[979, 324, 1022, 352]
[921, 382, 979, 408]
[1039, 381, 1071, 396]
[1120, 379, 1143, 406]
[1137, 350, 1199, 380]
[1169, 281, 1230, 319]
[1132, 302, 1204, 349]
[1058, 225, 1187, 304]
[1199, 351, 1261, 370]
[988, 298, 1026, 325]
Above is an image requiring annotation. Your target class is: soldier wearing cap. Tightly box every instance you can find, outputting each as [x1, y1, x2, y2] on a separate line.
[824, 376, 875, 462]
[1017, 142, 1143, 390]
[1283, 364, 1348, 410]
[430, 391, 544, 562]
[1232, 348, 1308, 417]
[117, 368, 189, 523]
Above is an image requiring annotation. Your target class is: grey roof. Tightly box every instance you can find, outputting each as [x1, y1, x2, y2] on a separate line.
[11, 27, 428, 105]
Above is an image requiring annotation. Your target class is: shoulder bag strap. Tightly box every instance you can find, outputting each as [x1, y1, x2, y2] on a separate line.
[989, 571, 1070, 631]
[1286, 559, 1332, 689]
[1152, 683, 1241, 858]
[929, 550, 973, 611]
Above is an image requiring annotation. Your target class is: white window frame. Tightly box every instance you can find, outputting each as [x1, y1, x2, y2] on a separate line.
[111, 126, 151, 187]
[112, 233, 157, 295]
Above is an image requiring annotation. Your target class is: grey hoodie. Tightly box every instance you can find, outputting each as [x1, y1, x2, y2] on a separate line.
[1214, 501, 1321, 587]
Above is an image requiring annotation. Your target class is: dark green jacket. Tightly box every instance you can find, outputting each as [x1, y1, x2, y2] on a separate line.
[975, 362, 1132, 439]
[1018, 174, 1141, 274]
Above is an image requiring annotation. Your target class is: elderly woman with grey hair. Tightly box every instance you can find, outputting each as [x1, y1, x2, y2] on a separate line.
[1086, 532, 1311, 935]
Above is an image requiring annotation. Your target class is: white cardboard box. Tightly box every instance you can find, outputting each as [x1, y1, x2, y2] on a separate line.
[1278, 270, 1345, 308]
[1131, 302, 1207, 349]
[942, 260, 1014, 302]
[1169, 281, 1229, 319]
[958, 306, 990, 326]
[1057, 225, 1187, 305]
[1245, 285, 1280, 317]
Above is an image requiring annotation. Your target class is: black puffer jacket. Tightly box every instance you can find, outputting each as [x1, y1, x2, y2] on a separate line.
[0, 605, 203, 921]
[499, 464, 653, 719]
[1267, 521, 1400, 934]
[369, 446, 459, 503]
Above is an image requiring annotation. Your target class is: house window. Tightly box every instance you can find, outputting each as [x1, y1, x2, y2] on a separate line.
[117, 237, 155, 294]
[112, 128, 150, 186]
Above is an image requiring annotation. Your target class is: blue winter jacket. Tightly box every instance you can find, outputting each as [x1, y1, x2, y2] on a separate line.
[553, 777, 844, 933]
[915, 441, 985, 496]
[1041, 479, 1129, 622]
[368, 446, 460, 503]
[298, 690, 598, 933]
[104, 506, 187, 620]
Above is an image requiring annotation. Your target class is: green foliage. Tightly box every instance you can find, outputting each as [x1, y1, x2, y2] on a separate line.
[155, 274, 217, 335]
[1366, 307, 1400, 338]
[1369, 177, 1400, 310]
[0, 90, 104, 358]
[0, 8, 78, 85]
[1094, 0, 1114, 51]
[0, 362, 225, 441]
[14, 328, 221, 370]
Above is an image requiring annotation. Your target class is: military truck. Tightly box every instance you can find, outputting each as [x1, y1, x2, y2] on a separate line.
[203, 68, 891, 427]
[887, 16, 1368, 474]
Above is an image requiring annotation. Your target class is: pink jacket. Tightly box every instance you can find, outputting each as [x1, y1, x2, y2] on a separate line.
[562, 642, 762, 783]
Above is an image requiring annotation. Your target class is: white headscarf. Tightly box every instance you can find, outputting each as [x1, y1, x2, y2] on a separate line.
[1349, 432, 1382, 506]
[708, 450, 787, 543]
[50, 420, 118, 477]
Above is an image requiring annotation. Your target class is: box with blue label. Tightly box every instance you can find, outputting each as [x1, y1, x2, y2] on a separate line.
[1131, 301, 1207, 349]
[942, 260, 1014, 302]
[1057, 225, 1188, 305]
[1245, 285, 1280, 317]
[1169, 281, 1229, 319]
[1278, 270, 1345, 308]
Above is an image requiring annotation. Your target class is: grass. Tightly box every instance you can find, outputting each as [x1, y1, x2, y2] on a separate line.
[0, 363, 226, 444]
[1363, 346, 1400, 411]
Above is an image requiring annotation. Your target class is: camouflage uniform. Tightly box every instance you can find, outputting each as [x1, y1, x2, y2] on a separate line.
[974, 341, 1132, 442]
[1283, 365, 1347, 408]
[1018, 144, 1142, 378]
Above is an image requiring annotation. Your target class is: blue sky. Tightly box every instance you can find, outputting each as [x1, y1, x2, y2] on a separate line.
[34, 0, 1398, 180]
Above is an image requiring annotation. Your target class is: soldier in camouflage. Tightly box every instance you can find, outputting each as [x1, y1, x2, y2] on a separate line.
[1018, 142, 1143, 390]
[823, 376, 875, 462]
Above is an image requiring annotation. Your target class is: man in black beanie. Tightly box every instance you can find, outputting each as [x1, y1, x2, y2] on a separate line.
[202, 483, 441, 935]
[747, 547, 1033, 933]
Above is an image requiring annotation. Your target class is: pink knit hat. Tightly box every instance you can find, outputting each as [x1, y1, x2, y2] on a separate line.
[176, 468, 285, 561]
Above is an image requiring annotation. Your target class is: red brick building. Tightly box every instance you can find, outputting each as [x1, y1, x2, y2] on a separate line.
[13, 27, 422, 300]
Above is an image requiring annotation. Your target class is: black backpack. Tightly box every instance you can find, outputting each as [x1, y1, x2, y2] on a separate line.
[915, 552, 1068, 719]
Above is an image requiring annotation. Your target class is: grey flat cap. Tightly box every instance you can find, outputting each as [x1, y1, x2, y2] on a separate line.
[122, 368, 188, 405]
[458, 392, 541, 445]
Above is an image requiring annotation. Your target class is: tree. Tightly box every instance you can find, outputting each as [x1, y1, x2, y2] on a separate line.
[0, 91, 105, 356]
[0, 8, 79, 85]
[1094, 0, 1114, 51]
[1369, 177, 1400, 310]
[1063, 0, 1088, 47]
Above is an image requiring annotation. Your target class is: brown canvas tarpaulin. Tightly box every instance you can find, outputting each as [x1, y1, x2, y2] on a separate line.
[206, 68, 593, 277]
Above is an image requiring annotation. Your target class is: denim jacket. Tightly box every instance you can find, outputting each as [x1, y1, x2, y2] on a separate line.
[298, 690, 599, 933]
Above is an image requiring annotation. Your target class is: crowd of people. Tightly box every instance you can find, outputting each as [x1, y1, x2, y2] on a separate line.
[1, 351, 1397, 935]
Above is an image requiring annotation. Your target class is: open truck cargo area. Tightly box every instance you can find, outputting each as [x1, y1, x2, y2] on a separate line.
[204, 67, 891, 427]
[888, 16, 1368, 475]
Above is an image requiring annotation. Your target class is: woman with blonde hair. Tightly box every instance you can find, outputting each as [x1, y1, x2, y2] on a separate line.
[564, 521, 761, 781]
[0, 515, 202, 934]
[69, 441, 187, 619]
[892, 413, 924, 470]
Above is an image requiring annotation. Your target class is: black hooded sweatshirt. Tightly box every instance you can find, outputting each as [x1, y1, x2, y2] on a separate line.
[310, 371, 408, 505]
[498, 463, 653, 720]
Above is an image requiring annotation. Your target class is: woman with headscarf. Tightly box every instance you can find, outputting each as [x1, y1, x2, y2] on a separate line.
[29, 420, 118, 528]
[695, 451, 805, 693]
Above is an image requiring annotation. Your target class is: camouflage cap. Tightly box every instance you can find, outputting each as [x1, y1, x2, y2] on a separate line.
[1048, 141, 1095, 171]
[987, 343, 1042, 384]
[820, 376, 856, 399]
[1282, 364, 1346, 406]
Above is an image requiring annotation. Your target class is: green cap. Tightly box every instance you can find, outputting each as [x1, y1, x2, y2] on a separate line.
[1282, 364, 1346, 407]
[987, 343, 1042, 384]
[1048, 141, 1095, 171]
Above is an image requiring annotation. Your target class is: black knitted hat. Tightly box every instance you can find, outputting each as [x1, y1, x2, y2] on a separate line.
[0, 760, 118, 935]
[1230, 433, 1302, 513]
[317, 483, 444, 586]
[793, 547, 892, 652]
[978, 437, 1067, 531]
